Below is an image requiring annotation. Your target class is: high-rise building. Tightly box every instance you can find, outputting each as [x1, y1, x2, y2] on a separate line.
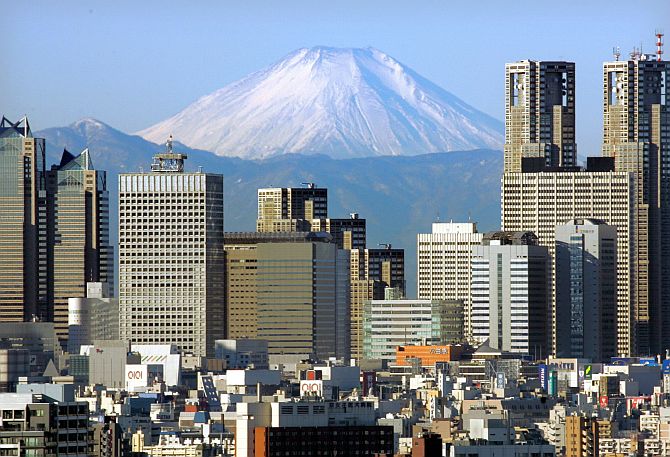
[224, 232, 342, 340]
[504, 60, 576, 173]
[501, 168, 634, 355]
[256, 185, 328, 232]
[349, 247, 405, 360]
[46, 149, 111, 345]
[602, 54, 670, 354]
[0, 116, 47, 322]
[118, 140, 225, 357]
[363, 297, 461, 364]
[417, 222, 484, 341]
[470, 231, 550, 358]
[555, 219, 617, 361]
[256, 239, 350, 362]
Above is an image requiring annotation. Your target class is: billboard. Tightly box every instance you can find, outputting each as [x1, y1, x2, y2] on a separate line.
[362, 371, 376, 396]
[300, 380, 323, 397]
[125, 364, 148, 391]
[662, 359, 670, 375]
[599, 395, 609, 408]
[538, 364, 548, 391]
[584, 364, 592, 380]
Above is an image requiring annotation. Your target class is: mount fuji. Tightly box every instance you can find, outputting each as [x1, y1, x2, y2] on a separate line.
[137, 46, 503, 159]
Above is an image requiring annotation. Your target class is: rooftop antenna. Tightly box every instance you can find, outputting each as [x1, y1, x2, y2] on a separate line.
[166, 134, 173, 153]
[613, 46, 621, 61]
[656, 30, 664, 62]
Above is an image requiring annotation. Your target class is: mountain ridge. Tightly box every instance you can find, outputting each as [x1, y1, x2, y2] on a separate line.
[137, 46, 503, 159]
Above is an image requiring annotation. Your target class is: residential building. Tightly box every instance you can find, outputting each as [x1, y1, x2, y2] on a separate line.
[118, 139, 225, 357]
[555, 219, 617, 361]
[417, 222, 483, 341]
[602, 55, 670, 355]
[470, 231, 550, 358]
[503, 60, 576, 173]
[46, 148, 112, 346]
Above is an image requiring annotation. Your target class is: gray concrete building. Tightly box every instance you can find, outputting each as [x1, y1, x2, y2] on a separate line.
[118, 140, 225, 357]
[68, 282, 119, 355]
[555, 219, 617, 361]
[471, 231, 550, 358]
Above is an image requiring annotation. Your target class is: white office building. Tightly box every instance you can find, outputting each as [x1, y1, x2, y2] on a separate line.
[417, 222, 483, 341]
[118, 141, 225, 357]
[471, 231, 550, 358]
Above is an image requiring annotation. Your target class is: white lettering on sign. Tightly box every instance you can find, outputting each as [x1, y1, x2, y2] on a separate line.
[429, 347, 449, 355]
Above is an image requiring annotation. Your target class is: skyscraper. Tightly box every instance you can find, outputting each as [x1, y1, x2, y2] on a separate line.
[0, 117, 47, 322]
[46, 149, 111, 345]
[602, 53, 670, 354]
[470, 231, 550, 358]
[118, 140, 225, 357]
[504, 60, 576, 173]
[501, 168, 634, 355]
[555, 219, 617, 361]
[417, 222, 483, 341]
[255, 237, 350, 362]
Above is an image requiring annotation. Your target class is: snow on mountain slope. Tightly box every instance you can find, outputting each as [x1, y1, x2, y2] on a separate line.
[137, 46, 503, 159]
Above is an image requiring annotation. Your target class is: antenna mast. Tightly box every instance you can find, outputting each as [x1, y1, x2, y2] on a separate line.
[656, 30, 664, 62]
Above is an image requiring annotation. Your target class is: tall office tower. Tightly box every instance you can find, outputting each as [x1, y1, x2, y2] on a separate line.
[256, 185, 328, 232]
[470, 231, 550, 358]
[258, 238, 349, 362]
[555, 219, 617, 361]
[46, 149, 111, 345]
[501, 166, 634, 355]
[417, 222, 484, 341]
[67, 282, 119, 355]
[0, 117, 48, 322]
[504, 60, 576, 173]
[349, 247, 405, 360]
[363, 297, 460, 364]
[602, 52, 670, 354]
[118, 141, 225, 357]
[225, 232, 326, 337]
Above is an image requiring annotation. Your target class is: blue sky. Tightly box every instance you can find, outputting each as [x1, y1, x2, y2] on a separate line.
[1, 1, 666, 156]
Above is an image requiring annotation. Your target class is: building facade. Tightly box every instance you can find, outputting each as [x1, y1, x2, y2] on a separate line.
[47, 149, 111, 346]
[501, 169, 634, 356]
[363, 298, 459, 364]
[555, 219, 617, 361]
[118, 143, 225, 357]
[0, 117, 47, 322]
[68, 282, 119, 355]
[470, 231, 550, 358]
[417, 222, 483, 342]
[601, 56, 670, 355]
[504, 60, 576, 173]
[256, 185, 328, 232]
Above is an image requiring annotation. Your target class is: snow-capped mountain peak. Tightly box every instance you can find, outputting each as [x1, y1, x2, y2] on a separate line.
[137, 46, 503, 159]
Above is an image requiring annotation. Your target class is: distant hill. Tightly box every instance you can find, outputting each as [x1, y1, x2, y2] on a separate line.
[137, 46, 503, 159]
[37, 119, 503, 295]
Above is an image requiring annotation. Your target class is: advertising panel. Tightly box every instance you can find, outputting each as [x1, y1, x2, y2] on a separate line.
[538, 364, 548, 391]
[300, 380, 323, 397]
[125, 364, 148, 391]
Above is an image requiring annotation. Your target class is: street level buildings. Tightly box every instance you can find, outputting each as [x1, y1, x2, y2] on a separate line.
[118, 141, 225, 357]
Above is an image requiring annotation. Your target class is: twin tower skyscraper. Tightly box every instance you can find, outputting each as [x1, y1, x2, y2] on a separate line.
[501, 52, 670, 357]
